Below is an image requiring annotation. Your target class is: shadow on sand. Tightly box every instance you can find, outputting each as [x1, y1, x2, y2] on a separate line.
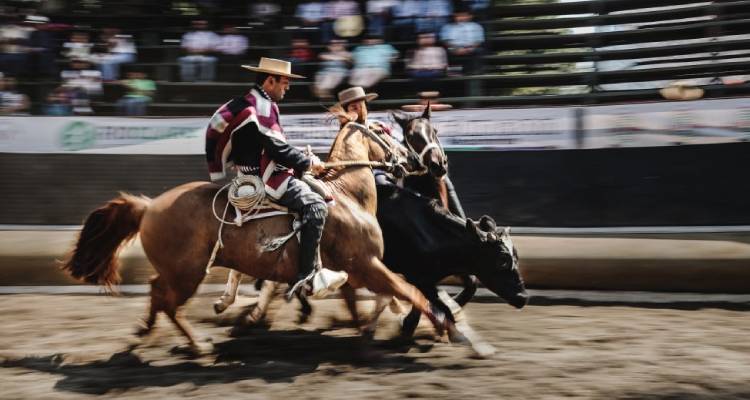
[1, 327, 435, 395]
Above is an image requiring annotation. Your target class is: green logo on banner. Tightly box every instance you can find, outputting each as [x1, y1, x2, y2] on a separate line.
[60, 121, 96, 150]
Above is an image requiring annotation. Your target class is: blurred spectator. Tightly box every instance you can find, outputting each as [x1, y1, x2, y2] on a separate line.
[295, 1, 326, 44]
[179, 19, 220, 82]
[290, 38, 314, 64]
[406, 33, 447, 92]
[94, 28, 136, 81]
[217, 25, 248, 63]
[249, 2, 281, 27]
[460, 0, 490, 17]
[296, 1, 326, 26]
[349, 36, 397, 89]
[0, 15, 32, 77]
[289, 38, 314, 78]
[0, 75, 30, 115]
[391, 0, 419, 41]
[416, 0, 452, 34]
[23, 14, 57, 78]
[43, 86, 73, 116]
[62, 31, 94, 63]
[313, 39, 351, 99]
[116, 70, 156, 116]
[366, 0, 396, 38]
[440, 10, 484, 74]
[322, 0, 360, 44]
[60, 58, 102, 115]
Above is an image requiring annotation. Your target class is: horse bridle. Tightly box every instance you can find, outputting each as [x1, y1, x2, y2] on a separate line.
[403, 118, 446, 174]
[321, 121, 405, 173]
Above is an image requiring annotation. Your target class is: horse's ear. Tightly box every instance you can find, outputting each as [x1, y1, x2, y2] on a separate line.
[478, 215, 497, 232]
[421, 101, 432, 120]
[390, 110, 409, 130]
[466, 218, 484, 241]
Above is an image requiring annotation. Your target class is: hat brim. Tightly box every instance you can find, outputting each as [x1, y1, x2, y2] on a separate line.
[336, 93, 378, 108]
[659, 86, 704, 101]
[241, 65, 305, 79]
[401, 103, 452, 112]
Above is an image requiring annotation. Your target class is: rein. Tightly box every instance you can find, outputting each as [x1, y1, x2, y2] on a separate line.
[321, 160, 397, 169]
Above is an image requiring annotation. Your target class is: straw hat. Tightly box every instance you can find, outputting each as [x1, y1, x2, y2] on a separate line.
[659, 81, 704, 101]
[336, 86, 378, 107]
[401, 91, 452, 112]
[241, 57, 305, 79]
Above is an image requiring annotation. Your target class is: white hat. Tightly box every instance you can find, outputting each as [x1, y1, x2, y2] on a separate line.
[241, 57, 305, 79]
[336, 86, 378, 107]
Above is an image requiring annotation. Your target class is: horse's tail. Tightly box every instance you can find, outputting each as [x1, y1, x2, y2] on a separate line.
[61, 192, 151, 291]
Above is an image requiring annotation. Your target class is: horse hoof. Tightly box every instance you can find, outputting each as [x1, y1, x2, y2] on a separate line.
[471, 343, 497, 359]
[170, 341, 213, 357]
[447, 324, 470, 345]
[192, 341, 214, 355]
[360, 326, 376, 341]
[400, 314, 419, 338]
[213, 300, 229, 314]
[134, 322, 153, 338]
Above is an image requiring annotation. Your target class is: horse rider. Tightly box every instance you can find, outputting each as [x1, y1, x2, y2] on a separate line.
[333, 86, 467, 218]
[330, 86, 400, 184]
[204, 57, 348, 299]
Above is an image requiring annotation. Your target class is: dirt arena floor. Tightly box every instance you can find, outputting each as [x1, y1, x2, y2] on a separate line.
[1, 293, 749, 400]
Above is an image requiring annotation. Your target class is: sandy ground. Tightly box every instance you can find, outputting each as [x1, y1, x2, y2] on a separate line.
[1, 294, 749, 400]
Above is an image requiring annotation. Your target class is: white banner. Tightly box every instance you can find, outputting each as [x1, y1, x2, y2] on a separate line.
[584, 98, 750, 148]
[0, 108, 575, 154]
[0, 98, 748, 154]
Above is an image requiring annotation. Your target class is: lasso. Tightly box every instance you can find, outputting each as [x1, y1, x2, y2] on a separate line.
[206, 174, 268, 273]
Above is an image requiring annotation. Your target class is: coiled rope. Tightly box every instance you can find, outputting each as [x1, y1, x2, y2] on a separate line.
[206, 174, 267, 273]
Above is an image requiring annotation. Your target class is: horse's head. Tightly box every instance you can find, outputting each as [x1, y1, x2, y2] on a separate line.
[466, 215, 528, 309]
[336, 121, 420, 179]
[391, 104, 448, 178]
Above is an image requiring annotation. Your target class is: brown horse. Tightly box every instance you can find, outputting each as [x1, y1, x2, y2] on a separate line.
[62, 122, 447, 353]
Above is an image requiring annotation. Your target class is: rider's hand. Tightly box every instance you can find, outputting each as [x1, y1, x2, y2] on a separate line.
[309, 154, 326, 175]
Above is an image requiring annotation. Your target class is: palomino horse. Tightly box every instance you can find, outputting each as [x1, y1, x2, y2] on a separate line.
[62, 121, 448, 353]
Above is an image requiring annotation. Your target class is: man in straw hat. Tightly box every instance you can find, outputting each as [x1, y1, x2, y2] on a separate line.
[205, 57, 348, 300]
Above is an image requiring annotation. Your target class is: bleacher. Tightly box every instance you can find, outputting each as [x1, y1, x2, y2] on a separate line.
[17, 0, 750, 116]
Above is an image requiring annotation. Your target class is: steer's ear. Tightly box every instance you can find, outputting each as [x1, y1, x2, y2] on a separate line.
[466, 218, 484, 241]
[479, 215, 497, 232]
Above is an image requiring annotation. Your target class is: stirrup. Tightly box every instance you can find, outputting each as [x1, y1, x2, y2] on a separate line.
[285, 270, 315, 302]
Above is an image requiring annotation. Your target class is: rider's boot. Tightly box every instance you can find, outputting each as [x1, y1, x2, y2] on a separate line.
[286, 204, 347, 301]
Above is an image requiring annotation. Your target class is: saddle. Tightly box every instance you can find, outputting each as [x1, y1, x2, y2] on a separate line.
[227, 173, 333, 226]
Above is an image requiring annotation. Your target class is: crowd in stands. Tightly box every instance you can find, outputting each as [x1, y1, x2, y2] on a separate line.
[0, 0, 490, 116]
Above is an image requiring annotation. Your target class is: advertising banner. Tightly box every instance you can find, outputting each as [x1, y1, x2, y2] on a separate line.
[1, 97, 748, 154]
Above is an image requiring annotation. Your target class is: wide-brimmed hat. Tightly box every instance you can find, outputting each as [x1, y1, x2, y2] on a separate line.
[336, 86, 378, 107]
[241, 57, 305, 79]
[401, 91, 452, 112]
[659, 80, 704, 101]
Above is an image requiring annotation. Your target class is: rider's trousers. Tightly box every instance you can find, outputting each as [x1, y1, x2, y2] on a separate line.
[443, 175, 466, 218]
[277, 177, 328, 281]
